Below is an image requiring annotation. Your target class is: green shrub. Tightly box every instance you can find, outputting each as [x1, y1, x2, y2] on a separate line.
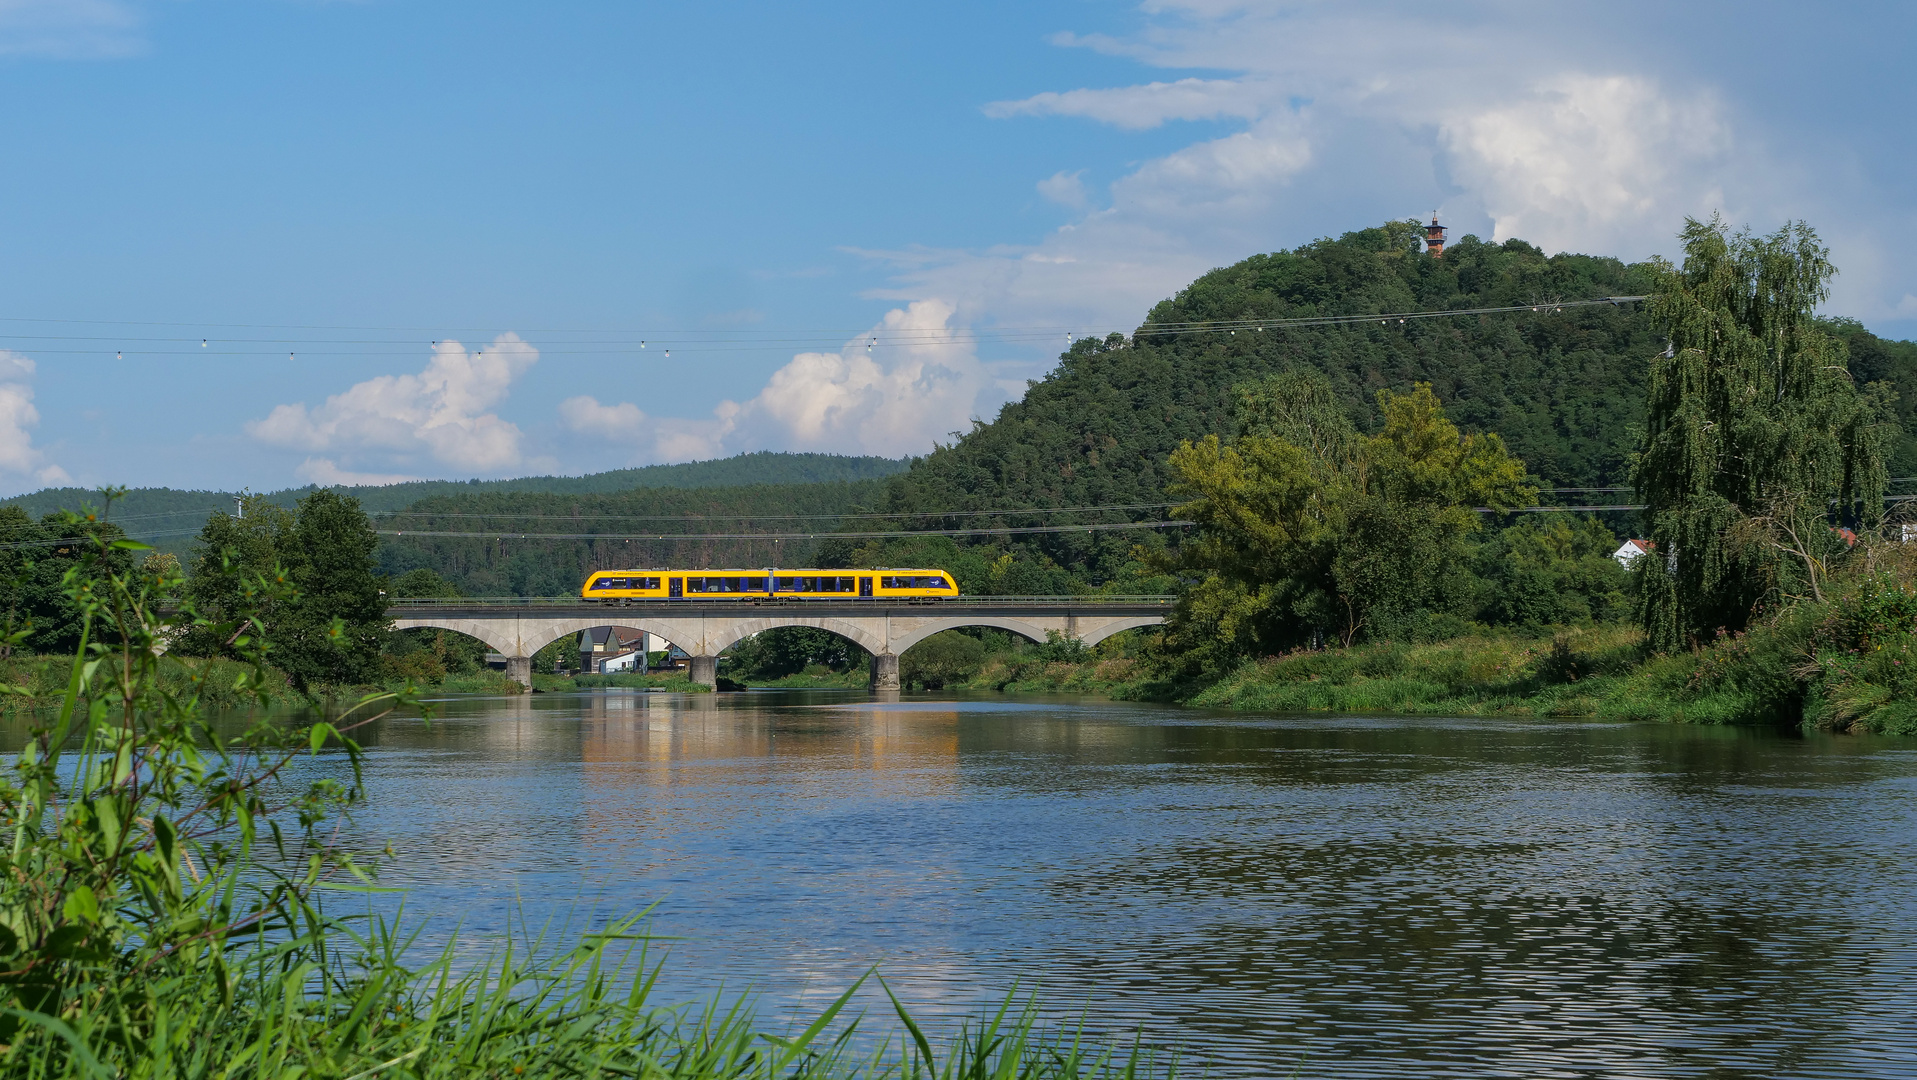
[903, 630, 987, 689]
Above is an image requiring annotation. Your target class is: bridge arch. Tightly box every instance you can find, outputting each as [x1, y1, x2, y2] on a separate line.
[698, 617, 889, 659]
[388, 615, 693, 672]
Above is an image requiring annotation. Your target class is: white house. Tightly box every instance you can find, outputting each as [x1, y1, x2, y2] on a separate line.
[1612, 539, 1655, 567]
[599, 649, 646, 673]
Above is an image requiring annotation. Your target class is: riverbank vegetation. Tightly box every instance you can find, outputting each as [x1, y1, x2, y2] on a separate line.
[0, 513, 1176, 1077]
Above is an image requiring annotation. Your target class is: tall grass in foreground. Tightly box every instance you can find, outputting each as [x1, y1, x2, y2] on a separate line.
[0, 507, 1174, 1078]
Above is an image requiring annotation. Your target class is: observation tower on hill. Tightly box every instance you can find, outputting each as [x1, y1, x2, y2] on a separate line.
[1425, 214, 1447, 258]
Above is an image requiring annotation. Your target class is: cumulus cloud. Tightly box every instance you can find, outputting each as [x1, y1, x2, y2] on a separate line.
[985, 77, 1265, 130]
[1443, 74, 1730, 253]
[559, 300, 997, 462]
[0, 0, 143, 58]
[1036, 170, 1089, 210]
[0, 351, 71, 488]
[249, 334, 538, 475]
[294, 459, 420, 487]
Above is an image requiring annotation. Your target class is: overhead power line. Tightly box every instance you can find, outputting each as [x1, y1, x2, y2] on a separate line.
[372, 502, 1176, 523]
[379, 521, 1192, 542]
[1137, 297, 1649, 336]
[0, 296, 1648, 358]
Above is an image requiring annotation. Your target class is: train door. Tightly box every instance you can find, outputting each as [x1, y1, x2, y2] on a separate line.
[859, 576, 873, 597]
[668, 576, 683, 598]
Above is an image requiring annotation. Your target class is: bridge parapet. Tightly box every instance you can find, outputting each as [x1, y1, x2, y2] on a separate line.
[387, 596, 1174, 690]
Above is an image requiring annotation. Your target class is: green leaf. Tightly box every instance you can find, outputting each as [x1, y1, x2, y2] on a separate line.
[61, 885, 100, 923]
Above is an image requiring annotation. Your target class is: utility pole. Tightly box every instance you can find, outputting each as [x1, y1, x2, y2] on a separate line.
[234, 495, 245, 519]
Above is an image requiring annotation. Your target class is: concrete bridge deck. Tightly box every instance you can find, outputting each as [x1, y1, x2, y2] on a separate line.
[387, 596, 1174, 689]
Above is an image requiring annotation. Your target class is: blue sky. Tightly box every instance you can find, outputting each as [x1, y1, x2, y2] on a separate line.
[2, 0, 1913, 495]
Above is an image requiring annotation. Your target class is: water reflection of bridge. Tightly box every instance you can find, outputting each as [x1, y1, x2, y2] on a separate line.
[388, 597, 1171, 689]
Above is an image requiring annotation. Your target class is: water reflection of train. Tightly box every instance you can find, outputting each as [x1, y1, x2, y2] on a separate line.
[580, 569, 959, 601]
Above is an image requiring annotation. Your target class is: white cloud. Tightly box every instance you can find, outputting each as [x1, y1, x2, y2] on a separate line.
[294, 458, 420, 488]
[1036, 170, 1089, 210]
[0, 351, 70, 488]
[559, 300, 998, 462]
[249, 333, 538, 475]
[0, 0, 142, 58]
[985, 78, 1265, 130]
[1443, 74, 1730, 254]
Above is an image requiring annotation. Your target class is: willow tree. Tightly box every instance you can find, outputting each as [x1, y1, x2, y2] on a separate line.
[1634, 217, 1889, 651]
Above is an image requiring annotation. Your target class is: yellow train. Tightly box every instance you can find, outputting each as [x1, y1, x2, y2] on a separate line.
[580, 568, 959, 601]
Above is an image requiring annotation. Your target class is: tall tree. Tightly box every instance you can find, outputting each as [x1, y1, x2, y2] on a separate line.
[0, 505, 133, 655]
[276, 490, 390, 691]
[1634, 217, 1890, 650]
[176, 495, 295, 657]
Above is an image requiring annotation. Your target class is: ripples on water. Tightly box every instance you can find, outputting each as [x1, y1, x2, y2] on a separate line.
[45, 690, 1917, 1077]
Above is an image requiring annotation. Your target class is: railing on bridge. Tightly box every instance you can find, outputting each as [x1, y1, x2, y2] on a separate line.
[385, 595, 1177, 608]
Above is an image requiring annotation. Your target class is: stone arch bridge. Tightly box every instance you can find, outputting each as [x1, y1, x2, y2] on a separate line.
[389, 597, 1173, 689]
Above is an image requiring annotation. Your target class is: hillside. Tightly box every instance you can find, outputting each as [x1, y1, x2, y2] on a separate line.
[877, 221, 1917, 581]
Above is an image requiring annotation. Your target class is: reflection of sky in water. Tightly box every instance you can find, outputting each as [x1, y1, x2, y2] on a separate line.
[76, 691, 1917, 1079]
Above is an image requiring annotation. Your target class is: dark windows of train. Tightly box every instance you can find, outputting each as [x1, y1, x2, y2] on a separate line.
[860, 576, 873, 597]
[684, 576, 769, 594]
[591, 576, 662, 591]
[880, 575, 951, 590]
[774, 576, 859, 593]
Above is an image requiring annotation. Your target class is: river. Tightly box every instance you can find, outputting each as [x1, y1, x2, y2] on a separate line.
[245, 691, 1917, 1075]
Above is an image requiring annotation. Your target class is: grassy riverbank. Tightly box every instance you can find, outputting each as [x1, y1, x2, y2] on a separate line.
[532, 670, 713, 693]
[906, 580, 1916, 736]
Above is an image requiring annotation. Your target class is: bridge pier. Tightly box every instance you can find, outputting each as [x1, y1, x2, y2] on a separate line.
[689, 655, 718, 689]
[504, 655, 532, 690]
[870, 652, 900, 691]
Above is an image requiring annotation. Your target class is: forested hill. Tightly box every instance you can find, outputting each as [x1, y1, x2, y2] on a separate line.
[879, 221, 1917, 580]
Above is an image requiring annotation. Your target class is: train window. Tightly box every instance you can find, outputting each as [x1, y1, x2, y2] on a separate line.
[881, 575, 951, 590]
[591, 576, 661, 591]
